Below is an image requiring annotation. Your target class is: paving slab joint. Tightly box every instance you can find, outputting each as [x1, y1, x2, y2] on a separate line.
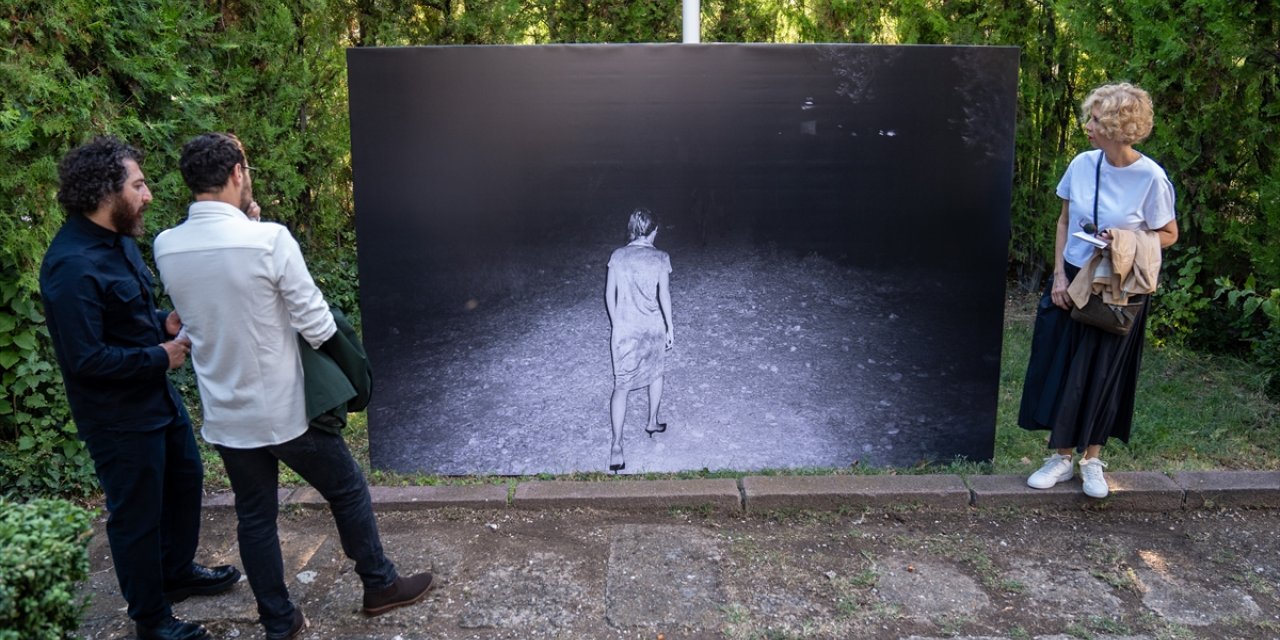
[958, 475, 979, 508]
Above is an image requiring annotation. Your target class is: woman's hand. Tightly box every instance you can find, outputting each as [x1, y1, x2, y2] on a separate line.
[1050, 271, 1071, 310]
[664, 329, 674, 350]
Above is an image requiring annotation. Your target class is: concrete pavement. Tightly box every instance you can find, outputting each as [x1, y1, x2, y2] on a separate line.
[76, 471, 1280, 639]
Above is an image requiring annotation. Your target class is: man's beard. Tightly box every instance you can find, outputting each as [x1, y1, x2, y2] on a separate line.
[110, 196, 146, 238]
[240, 183, 253, 214]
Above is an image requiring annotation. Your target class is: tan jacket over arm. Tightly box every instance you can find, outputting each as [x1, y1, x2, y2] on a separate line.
[1067, 229, 1162, 308]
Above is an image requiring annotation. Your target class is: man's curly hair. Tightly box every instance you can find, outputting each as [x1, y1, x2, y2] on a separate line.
[56, 137, 143, 217]
[179, 133, 245, 195]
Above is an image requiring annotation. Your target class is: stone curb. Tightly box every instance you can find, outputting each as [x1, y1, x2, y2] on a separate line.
[1105, 471, 1187, 510]
[741, 474, 971, 512]
[288, 485, 509, 511]
[511, 479, 741, 512]
[967, 472, 1184, 511]
[201, 488, 294, 510]
[1173, 470, 1280, 509]
[199, 471, 1280, 513]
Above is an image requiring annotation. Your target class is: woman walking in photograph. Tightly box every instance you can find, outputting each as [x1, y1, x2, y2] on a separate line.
[605, 208, 674, 472]
[1019, 82, 1179, 498]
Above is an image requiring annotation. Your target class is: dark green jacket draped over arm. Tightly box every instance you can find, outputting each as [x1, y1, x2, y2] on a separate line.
[299, 307, 372, 433]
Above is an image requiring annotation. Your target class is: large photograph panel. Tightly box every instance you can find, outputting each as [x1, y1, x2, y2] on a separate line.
[347, 44, 1018, 475]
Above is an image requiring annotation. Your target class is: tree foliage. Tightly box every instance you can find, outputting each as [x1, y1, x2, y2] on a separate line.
[0, 0, 223, 496]
[1056, 0, 1280, 352]
[2, 0, 1278, 495]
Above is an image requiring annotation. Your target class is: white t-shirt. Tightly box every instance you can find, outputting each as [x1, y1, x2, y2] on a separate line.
[1056, 149, 1176, 268]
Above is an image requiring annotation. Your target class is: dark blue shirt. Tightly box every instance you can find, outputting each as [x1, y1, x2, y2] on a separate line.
[39, 214, 188, 435]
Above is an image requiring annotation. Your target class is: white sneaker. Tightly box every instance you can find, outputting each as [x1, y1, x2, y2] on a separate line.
[1027, 453, 1074, 489]
[1079, 457, 1109, 498]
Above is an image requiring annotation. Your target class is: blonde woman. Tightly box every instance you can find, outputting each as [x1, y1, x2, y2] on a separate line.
[1019, 83, 1179, 498]
[605, 208, 673, 472]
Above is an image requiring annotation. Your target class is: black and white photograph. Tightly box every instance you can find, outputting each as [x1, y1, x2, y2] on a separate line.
[347, 44, 1019, 475]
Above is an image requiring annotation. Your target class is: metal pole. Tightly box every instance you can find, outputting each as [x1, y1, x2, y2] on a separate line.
[683, 0, 700, 43]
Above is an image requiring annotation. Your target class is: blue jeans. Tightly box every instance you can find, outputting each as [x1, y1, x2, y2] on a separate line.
[83, 417, 204, 626]
[217, 428, 396, 634]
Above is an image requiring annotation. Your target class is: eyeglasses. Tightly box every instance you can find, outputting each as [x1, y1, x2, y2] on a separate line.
[241, 163, 255, 175]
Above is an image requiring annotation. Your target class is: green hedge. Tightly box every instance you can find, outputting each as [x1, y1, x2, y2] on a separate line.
[0, 498, 94, 640]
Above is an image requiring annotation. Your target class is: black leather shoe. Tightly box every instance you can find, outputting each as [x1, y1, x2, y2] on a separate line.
[135, 617, 211, 640]
[264, 607, 307, 640]
[164, 563, 241, 603]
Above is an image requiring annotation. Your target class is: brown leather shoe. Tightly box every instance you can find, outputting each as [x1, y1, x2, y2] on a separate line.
[361, 572, 435, 616]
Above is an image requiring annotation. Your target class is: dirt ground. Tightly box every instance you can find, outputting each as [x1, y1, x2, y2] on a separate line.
[79, 504, 1280, 639]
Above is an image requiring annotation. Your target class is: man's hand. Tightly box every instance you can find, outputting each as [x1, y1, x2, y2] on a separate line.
[162, 336, 191, 370]
[165, 311, 183, 337]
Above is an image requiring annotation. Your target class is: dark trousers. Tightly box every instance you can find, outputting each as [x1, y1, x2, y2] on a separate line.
[82, 417, 204, 625]
[216, 427, 396, 634]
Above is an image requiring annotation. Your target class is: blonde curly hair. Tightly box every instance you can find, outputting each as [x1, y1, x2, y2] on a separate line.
[1082, 83, 1154, 145]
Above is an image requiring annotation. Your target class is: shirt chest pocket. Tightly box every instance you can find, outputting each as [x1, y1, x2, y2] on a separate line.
[104, 278, 147, 325]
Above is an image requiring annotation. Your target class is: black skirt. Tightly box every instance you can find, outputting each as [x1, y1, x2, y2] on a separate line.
[1017, 264, 1150, 450]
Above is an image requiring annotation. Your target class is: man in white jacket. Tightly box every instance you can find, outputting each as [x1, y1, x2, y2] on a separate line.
[154, 133, 433, 640]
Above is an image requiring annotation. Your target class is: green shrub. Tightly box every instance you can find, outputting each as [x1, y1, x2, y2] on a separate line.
[0, 498, 95, 640]
[0, 258, 97, 499]
[1057, 0, 1279, 364]
[1149, 247, 1209, 348]
[1211, 275, 1280, 400]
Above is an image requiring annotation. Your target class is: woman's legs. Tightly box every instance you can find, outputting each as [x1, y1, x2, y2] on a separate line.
[608, 375, 666, 469]
[1051, 444, 1102, 458]
[609, 387, 627, 468]
[646, 376, 663, 429]
[1052, 443, 1101, 456]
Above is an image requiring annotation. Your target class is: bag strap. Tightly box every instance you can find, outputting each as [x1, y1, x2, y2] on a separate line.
[1093, 151, 1103, 231]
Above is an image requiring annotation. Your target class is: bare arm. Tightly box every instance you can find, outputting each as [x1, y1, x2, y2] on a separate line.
[604, 266, 618, 324]
[657, 269, 673, 349]
[1154, 218, 1178, 249]
[1051, 200, 1071, 310]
